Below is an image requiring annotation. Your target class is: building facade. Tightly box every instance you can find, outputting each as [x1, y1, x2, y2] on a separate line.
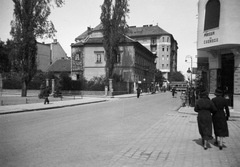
[71, 24, 156, 92]
[197, 0, 240, 110]
[127, 25, 178, 79]
[37, 39, 68, 72]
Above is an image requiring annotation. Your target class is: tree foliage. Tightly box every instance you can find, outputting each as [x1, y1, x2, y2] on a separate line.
[100, 0, 129, 79]
[10, 0, 64, 97]
[0, 39, 14, 73]
[169, 71, 185, 82]
[155, 70, 165, 86]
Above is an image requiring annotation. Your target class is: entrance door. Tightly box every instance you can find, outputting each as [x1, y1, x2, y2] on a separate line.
[221, 54, 234, 107]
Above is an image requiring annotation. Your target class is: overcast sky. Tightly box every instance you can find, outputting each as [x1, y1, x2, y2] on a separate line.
[0, 0, 198, 75]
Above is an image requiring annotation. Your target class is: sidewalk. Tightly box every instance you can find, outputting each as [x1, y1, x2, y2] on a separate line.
[108, 106, 240, 167]
[0, 93, 142, 115]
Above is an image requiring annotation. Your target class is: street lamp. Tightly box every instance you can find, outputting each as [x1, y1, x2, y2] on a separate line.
[185, 55, 193, 87]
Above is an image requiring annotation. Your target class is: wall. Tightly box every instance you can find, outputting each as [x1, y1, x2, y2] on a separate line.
[197, 0, 240, 50]
[51, 42, 68, 63]
[37, 43, 50, 72]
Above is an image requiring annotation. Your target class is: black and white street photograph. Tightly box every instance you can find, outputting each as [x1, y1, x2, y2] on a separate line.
[0, 0, 240, 166]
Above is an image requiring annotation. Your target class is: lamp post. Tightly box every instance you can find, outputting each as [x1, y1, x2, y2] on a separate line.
[185, 55, 193, 87]
[185, 55, 195, 107]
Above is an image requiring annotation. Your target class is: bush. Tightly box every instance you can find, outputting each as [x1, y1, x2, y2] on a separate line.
[85, 76, 107, 91]
[2, 72, 22, 89]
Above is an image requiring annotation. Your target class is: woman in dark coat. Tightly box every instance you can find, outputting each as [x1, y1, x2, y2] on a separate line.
[194, 90, 217, 150]
[211, 89, 230, 150]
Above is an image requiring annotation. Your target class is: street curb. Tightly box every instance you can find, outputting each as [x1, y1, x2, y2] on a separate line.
[177, 106, 240, 118]
[0, 100, 107, 115]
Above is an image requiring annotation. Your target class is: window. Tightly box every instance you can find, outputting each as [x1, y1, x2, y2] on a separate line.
[96, 54, 101, 63]
[167, 47, 169, 52]
[167, 55, 169, 60]
[151, 46, 157, 52]
[151, 38, 157, 45]
[204, 0, 220, 31]
[167, 64, 169, 67]
[162, 64, 164, 68]
[94, 51, 104, 63]
[116, 53, 121, 63]
[167, 37, 169, 42]
[162, 46, 165, 52]
[162, 55, 164, 60]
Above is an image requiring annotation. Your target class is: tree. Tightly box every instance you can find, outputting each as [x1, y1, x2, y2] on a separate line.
[0, 40, 11, 73]
[100, 0, 129, 79]
[169, 71, 185, 82]
[10, 0, 64, 97]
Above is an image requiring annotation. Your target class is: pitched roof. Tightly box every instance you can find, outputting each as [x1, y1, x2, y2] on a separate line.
[47, 59, 71, 72]
[127, 25, 171, 37]
[75, 23, 103, 41]
[75, 24, 171, 42]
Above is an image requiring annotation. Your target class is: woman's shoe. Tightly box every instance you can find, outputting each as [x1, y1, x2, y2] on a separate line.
[204, 140, 208, 150]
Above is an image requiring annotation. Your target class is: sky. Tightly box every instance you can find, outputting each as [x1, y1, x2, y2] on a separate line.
[0, 0, 198, 75]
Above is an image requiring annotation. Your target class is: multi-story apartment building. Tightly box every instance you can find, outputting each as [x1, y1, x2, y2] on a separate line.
[127, 25, 178, 79]
[37, 39, 68, 72]
[197, 0, 240, 110]
[71, 24, 157, 93]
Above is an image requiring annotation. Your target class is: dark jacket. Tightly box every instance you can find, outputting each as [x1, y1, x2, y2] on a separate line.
[194, 97, 217, 140]
[212, 96, 230, 137]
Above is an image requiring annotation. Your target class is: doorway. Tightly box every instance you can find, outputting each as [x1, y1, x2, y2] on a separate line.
[221, 53, 234, 107]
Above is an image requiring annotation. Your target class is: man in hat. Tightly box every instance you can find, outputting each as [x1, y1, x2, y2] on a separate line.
[211, 88, 230, 150]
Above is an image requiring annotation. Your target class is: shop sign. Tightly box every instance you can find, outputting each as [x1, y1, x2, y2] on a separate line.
[203, 31, 218, 44]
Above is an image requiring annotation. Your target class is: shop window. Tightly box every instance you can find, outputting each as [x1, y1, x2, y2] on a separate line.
[204, 0, 220, 31]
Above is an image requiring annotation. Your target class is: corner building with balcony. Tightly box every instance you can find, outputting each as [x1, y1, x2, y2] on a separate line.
[197, 0, 240, 111]
[127, 25, 178, 80]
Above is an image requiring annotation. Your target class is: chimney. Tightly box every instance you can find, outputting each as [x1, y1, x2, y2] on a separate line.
[87, 27, 92, 35]
[53, 39, 57, 43]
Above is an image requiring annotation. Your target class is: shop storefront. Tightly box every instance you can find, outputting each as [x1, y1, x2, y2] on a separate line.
[197, 0, 240, 111]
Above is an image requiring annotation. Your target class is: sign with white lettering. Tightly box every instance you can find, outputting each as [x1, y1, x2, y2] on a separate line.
[203, 31, 219, 44]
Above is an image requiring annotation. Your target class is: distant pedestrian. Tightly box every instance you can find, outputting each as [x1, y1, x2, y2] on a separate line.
[136, 87, 141, 98]
[194, 90, 217, 150]
[172, 87, 176, 98]
[43, 86, 51, 104]
[211, 89, 230, 150]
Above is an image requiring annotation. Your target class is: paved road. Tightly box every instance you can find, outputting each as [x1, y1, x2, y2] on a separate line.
[1, 92, 240, 167]
[0, 92, 179, 167]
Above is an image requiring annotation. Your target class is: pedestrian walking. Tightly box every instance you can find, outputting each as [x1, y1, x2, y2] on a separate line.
[172, 86, 176, 98]
[211, 89, 230, 150]
[194, 90, 217, 150]
[136, 87, 141, 98]
[43, 86, 51, 104]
